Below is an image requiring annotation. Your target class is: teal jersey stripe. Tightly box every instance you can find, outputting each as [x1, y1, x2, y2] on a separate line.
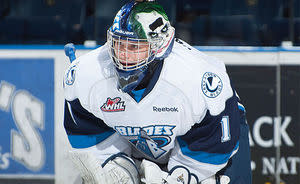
[68, 131, 115, 148]
[131, 88, 146, 102]
[238, 104, 245, 112]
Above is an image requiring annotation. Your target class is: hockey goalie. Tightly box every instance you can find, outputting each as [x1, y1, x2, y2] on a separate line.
[63, 0, 252, 183]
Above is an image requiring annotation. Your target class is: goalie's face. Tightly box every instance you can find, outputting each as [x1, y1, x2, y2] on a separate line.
[112, 38, 151, 70]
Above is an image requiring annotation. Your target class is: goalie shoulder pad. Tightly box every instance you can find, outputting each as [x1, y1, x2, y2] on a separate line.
[163, 40, 233, 129]
[64, 44, 114, 107]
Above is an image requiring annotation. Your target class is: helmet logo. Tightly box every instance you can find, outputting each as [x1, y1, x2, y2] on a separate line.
[114, 29, 134, 35]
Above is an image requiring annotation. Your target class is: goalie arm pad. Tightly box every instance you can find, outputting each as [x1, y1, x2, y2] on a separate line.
[69, 150, 139, 184]
[102, 153, 140, 184]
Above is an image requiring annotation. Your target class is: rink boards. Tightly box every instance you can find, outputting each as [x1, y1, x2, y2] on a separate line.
[0, 45, 299, 184]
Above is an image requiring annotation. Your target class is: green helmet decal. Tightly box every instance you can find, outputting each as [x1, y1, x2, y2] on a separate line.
[129, 2, 169, 39]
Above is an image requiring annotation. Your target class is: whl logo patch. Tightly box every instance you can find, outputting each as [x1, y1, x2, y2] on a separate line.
[101, 97, 125, 112]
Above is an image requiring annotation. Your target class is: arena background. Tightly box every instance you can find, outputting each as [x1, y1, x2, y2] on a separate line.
[0, 0, 299, 184]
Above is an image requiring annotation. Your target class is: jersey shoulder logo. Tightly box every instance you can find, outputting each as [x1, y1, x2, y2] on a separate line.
[101, 97, 126, 112]
[65, 65, 77, 85]
[201, 72, 223, 98]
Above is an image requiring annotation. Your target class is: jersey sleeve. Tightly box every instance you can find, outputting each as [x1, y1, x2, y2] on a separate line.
[168, 87, 241, 181]
[64, 98, 115, 148]
[63, 47, 132, 163]
[64, 98, 132, 163]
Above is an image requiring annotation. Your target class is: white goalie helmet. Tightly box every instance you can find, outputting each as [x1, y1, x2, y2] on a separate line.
[107, 1, 175, 71]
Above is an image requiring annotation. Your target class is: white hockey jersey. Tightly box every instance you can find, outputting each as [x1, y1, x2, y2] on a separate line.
[63, 39, 242, 181]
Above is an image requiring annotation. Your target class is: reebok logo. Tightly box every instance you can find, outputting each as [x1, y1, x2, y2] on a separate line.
[153, 106, 178, 112]
[101, 97, 125, 112]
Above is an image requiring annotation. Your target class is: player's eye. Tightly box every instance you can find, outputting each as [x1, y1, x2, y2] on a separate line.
[130, 45, 139, 49]
[161, 25, 168, 33]
[148, 32, 158, 38]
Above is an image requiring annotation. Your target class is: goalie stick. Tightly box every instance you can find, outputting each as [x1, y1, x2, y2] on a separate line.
[64, 43, 76, 63]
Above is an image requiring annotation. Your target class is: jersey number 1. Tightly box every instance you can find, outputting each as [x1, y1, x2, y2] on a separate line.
[221, 116, 231, 142]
